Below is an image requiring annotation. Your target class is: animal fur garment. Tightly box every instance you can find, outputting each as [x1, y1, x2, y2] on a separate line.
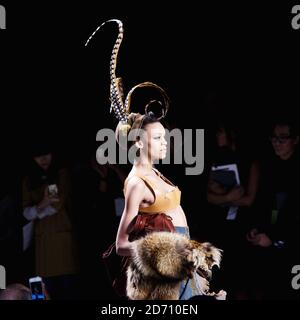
[127, 231, 222, 300]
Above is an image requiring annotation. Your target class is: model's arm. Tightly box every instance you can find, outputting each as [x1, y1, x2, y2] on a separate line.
[116, 177, 145, 256]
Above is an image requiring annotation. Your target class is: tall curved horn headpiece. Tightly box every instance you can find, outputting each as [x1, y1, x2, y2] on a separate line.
[85, 19, 170, 133]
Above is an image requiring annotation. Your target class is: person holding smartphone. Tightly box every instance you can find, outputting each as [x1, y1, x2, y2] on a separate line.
[22, 142, 80, 300]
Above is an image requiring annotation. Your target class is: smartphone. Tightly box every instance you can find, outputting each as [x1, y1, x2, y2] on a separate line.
[48, 184, 58, 197]
[29, 276, 45, 300]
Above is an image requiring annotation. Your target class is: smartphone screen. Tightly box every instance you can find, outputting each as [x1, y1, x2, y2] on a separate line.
[29, 276, 45, 300]
[48, 184, 58, 197]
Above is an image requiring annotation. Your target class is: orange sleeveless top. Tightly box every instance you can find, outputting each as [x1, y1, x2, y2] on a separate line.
[123, 169, 181, 213]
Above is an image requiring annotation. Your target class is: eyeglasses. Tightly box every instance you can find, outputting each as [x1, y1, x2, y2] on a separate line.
[269, 135, 292, 144]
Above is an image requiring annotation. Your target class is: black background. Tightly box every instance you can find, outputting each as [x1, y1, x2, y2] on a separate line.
[1, 1, 299, 165]
[0, 0, 299, 313]
[1, 0, 299, 237]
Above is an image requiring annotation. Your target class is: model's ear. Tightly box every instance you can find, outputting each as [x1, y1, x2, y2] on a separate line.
[135, 140, 144, 149]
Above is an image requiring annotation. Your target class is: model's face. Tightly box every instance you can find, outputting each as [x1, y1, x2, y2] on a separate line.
[139, 122, 167, 161]
[270, 125, 299, 160]
[33, 153, 52, 171]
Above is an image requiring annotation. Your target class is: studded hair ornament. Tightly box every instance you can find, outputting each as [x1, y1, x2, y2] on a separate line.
[85, 19, 170, 140]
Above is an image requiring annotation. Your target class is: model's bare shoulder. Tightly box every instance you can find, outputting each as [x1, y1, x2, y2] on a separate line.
[125, 175, 146, 195]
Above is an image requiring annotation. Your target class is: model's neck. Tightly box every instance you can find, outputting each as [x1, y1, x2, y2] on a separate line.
[134, 159, 153, 173]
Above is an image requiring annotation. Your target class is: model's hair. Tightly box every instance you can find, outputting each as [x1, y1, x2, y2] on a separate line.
[115, 110, 161, 152]
[130, 111, 159, 131]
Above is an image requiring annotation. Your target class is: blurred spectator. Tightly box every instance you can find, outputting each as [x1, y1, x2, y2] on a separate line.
[22, 141, 80, 299]
[0, 163, 24, 284]
[246, 119, 300, 299]
[0, 283, 31, 300]
[204, 121, 260, 299]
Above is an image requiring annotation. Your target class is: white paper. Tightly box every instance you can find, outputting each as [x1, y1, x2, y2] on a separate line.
[226, 206, 238, 220]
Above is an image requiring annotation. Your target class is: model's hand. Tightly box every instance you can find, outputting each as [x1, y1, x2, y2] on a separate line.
[198, 276, 210, 294]
[214, 290, 227, 300]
